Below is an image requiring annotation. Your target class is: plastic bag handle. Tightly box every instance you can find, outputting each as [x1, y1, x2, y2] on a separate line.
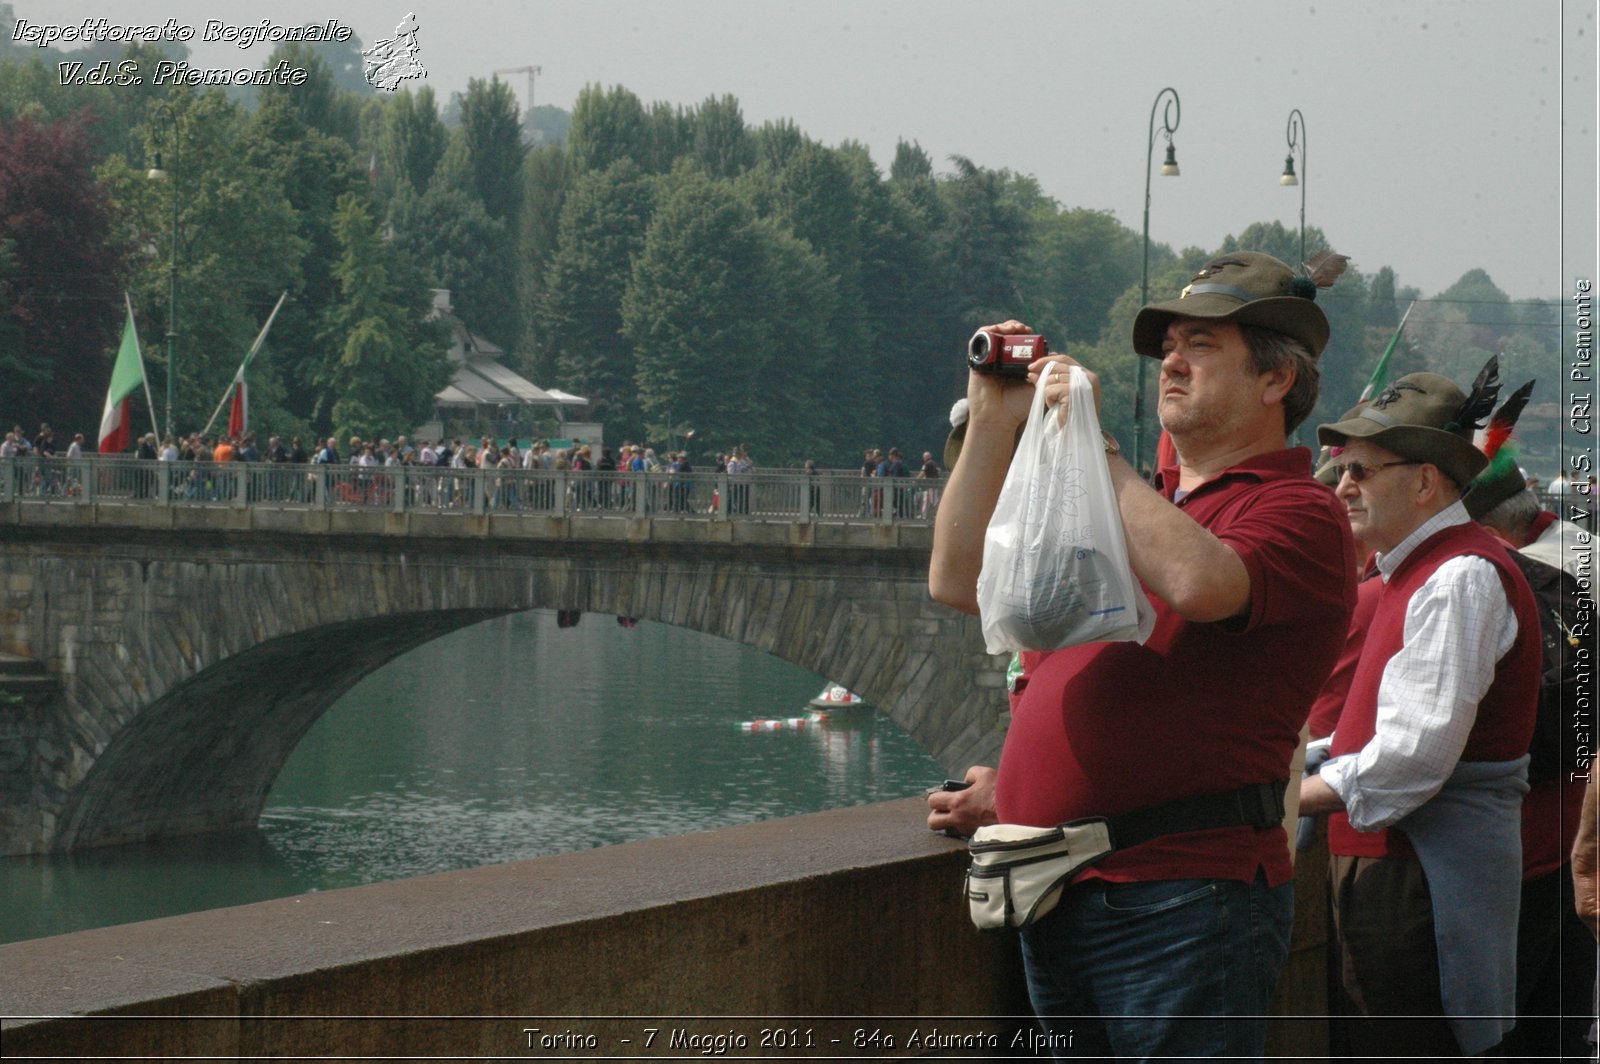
[1028, 359, 1084, 435]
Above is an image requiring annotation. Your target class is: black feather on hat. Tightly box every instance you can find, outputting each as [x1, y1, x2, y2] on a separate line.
[1316, 356, 1501, 489]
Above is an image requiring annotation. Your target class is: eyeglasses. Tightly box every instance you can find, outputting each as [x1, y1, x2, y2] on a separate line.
[1330, 459, 1420, 484]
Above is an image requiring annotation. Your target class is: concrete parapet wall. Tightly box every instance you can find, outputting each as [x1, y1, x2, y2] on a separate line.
[0, 799, 1037, 1058]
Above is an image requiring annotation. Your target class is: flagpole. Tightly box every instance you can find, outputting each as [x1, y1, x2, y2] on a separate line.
[199, 292, 289, 436]
[127, 292, 162, 443]
[1358, 299, 1416, 404]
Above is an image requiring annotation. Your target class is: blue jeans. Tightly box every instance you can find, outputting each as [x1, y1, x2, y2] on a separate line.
[1018, 873, 1293, 1061]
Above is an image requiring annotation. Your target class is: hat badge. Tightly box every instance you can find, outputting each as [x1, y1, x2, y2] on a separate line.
[1369, 381, 1423, 410]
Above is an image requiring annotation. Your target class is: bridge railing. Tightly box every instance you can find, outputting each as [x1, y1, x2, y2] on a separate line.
[1, 456, 946, 525]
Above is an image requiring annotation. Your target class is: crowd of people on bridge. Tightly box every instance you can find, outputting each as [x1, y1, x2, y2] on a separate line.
[926, 250, 1597, 1060]
[5, 420, 957, 519]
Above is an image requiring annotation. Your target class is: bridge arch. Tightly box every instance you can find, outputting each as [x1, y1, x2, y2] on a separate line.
[2, 528, 1007, 855]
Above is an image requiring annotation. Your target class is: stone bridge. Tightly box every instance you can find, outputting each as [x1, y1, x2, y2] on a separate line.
[0, 493, 1008, 855]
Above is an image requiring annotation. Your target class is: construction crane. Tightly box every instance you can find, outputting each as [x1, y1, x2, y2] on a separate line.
[492, 65, 542, 123]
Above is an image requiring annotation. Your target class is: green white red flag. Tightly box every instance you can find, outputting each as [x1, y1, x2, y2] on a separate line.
[97, 303, 148, 453]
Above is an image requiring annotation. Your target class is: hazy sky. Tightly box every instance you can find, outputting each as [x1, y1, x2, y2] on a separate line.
[15, 0, 1598, 302]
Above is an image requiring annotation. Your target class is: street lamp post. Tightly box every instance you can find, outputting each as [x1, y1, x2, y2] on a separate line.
[1280, 109, 1306, 267]
[146, 106, 181, 440]
[1135, 87, 1181, 473]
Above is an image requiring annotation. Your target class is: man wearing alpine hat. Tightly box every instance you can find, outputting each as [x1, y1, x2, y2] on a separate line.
[930, 251, 1356, 1059]
[1300, 363, 1541, 1057]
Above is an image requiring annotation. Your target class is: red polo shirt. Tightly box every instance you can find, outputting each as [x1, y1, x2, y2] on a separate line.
[994, 447, 1356, 887]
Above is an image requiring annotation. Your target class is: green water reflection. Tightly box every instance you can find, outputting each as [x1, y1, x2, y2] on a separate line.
[1, 612, 942, 944]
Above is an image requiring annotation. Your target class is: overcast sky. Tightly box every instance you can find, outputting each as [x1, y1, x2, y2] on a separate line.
[16, 0, 1598, 303]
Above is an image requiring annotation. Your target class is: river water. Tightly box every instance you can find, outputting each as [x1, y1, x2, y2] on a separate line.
[0, 612, 943, 945]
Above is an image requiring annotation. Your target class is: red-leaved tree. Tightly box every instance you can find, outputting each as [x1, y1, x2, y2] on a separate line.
[0, 113, 130, 439]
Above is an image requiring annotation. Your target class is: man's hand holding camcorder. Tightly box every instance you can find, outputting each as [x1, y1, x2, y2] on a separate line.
[964, 321, 1039, 436]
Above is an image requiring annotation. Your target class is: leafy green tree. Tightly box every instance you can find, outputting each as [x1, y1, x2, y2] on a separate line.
[390, 180, 517, 350]
[623, 165, 836, 463]
[1366, 265, 1400, 330]
[244, 81, 369, 427]
[689, 94, 752, 178]
[378, 86, 447, 196]
[316, 193, 449, 439]
[834, 140, 947, 453]
[935, 156, 1031, 326]
[744, 141, 868, 375]
[888, 140, 942, 226]
[752, 119, 808, 170]
[98, 90, 305, 436]
[1413, 268, 1512, 384]
[458, 77, 526, 222]
[642, 100, 691, 172]
[1019, 206, 1142, 348]
[256, 42, 360, 146]
[0, 42, 178, 162]
[566, 84, 648, 174]
[514, 143, 568, 382]
[542, 158, 656, 441]
[529, 104, 572, 147]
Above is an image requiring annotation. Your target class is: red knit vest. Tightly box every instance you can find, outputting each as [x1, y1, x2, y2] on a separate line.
[1327, 521, 1540, 859]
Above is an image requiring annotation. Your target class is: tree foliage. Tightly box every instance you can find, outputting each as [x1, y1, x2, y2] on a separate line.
[316, 193, 449, 440]
[379, 87, 447, 197]
[543, 158, 656, 441]
[0, 54, 1563, 471]
[0, 112, 129, 434]
[458, 77, 526, 222]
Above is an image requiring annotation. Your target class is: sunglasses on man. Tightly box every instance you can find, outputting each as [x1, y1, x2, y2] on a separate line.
[1329, 459, 1420, 484]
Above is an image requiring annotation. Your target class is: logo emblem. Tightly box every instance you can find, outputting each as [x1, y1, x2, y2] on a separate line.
[363, 12, 426, 91]
[1369, 381, 1425, 409]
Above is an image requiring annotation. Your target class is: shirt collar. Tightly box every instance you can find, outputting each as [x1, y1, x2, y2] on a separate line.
[1376, 499, 1471, 581]
[1156, 445, 1316, 502]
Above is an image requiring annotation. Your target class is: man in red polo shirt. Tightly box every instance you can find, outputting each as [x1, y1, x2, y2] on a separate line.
[1300, 369, 1541, 1057]
[929, 252, 1356, 1059]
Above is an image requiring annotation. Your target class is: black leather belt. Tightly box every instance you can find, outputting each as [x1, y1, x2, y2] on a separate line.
[1102, 780, 1289, 850]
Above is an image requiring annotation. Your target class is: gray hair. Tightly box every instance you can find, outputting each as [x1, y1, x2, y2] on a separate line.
[1240, 324, 1320, 434]
[1478, 487, 1542, 537]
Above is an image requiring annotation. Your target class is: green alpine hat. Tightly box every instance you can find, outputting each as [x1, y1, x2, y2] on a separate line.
[1316, 370, 1494, 489]
[1463, 453, 1528, 519]
[1462, 380, 1537, 519]
[1132, 251, 1331, 358]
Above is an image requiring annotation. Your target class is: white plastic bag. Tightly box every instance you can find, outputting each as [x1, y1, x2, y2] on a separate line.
[976, 362, 1155, 654]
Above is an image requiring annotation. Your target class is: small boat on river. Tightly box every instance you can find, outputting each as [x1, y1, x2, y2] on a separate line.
[807, 684, 870, 719]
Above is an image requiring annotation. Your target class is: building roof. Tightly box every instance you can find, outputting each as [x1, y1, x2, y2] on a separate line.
[428, 288, 587, 412]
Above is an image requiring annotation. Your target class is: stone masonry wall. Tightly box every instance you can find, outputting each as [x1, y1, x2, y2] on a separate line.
[0, 527, 1007, 854]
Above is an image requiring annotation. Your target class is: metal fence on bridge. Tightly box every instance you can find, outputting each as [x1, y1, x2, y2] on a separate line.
[1, 456, 945, 525]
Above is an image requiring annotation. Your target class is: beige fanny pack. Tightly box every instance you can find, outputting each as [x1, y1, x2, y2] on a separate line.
[964, 781, 1289, 932]
[965, 819, 1114, 930]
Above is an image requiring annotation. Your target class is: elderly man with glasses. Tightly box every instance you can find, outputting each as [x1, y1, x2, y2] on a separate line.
[1300, 365, 1543, 1058]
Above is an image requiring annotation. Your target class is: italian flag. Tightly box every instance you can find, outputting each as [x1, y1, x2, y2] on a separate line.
[97, 304, 147, 453]
[227, 370, 248, 439]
